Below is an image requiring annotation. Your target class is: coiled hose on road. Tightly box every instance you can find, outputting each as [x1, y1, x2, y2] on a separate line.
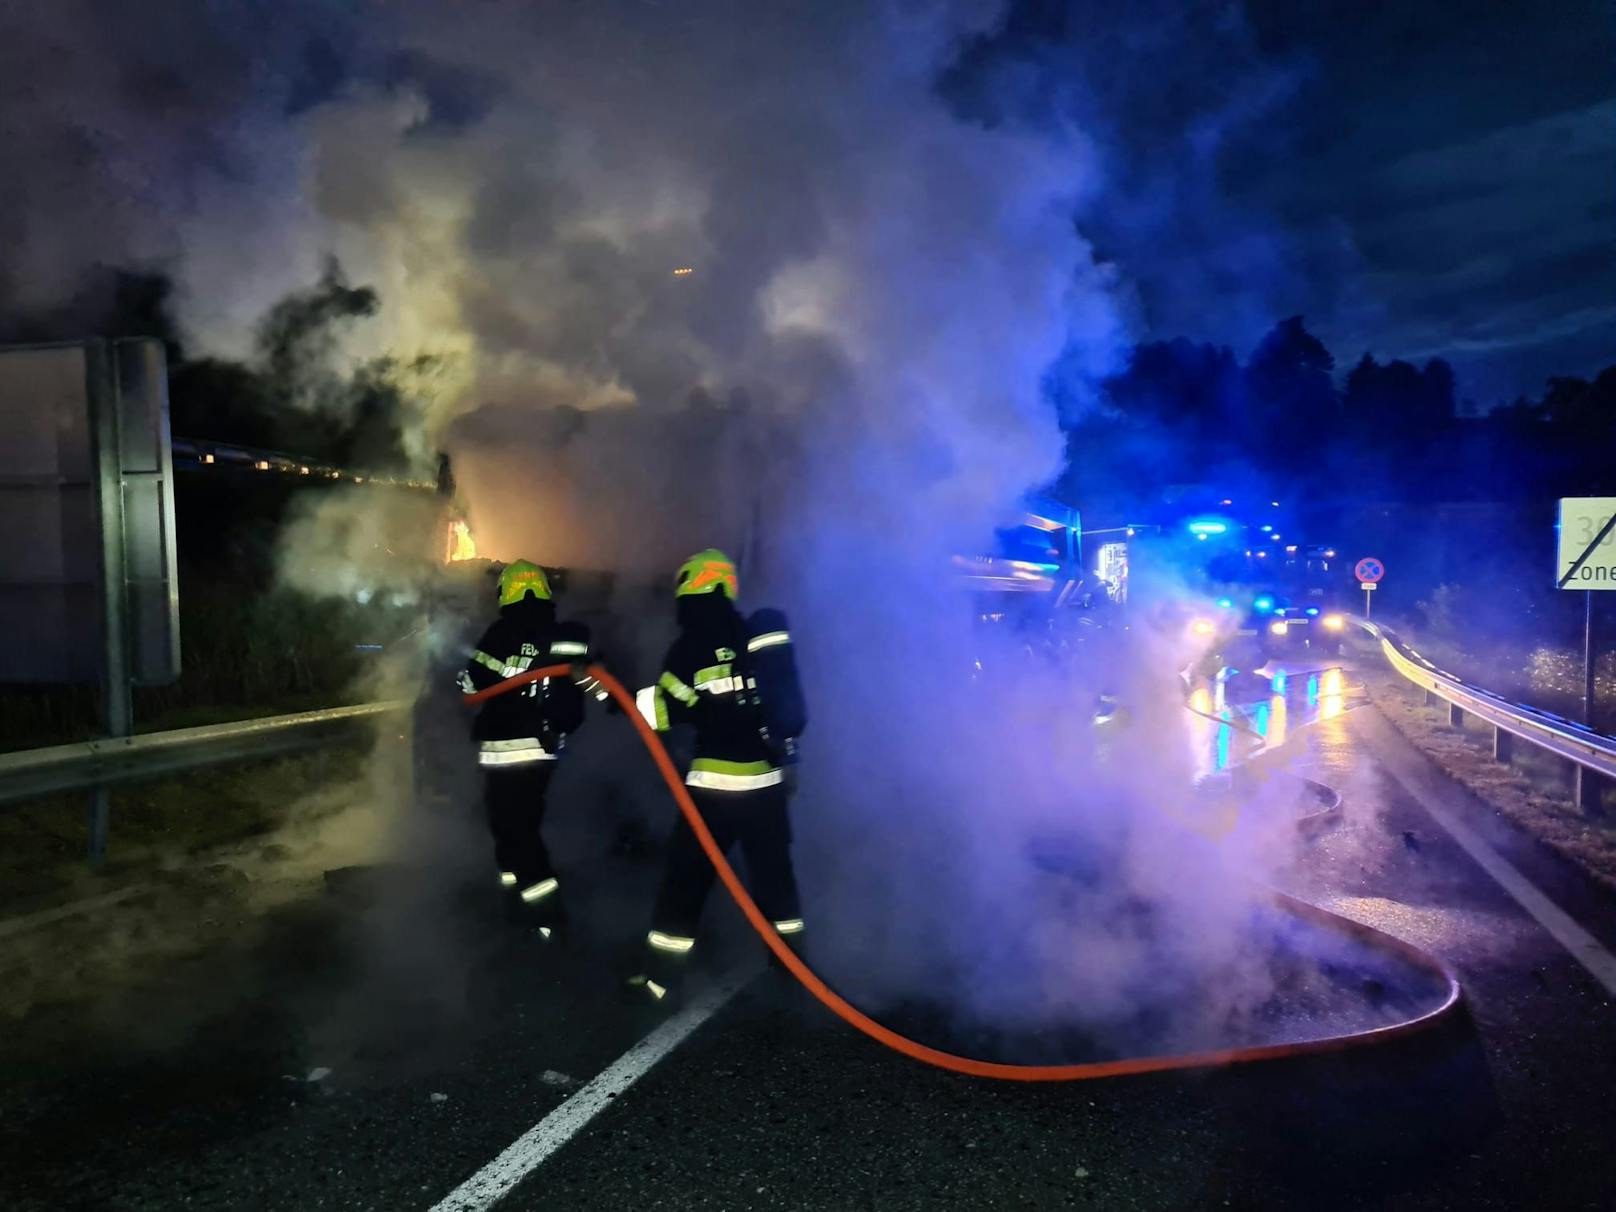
[465, 663, 1461, 1082]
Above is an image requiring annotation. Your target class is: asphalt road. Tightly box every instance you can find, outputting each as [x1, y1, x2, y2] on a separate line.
[4, 664, 1615, 1211]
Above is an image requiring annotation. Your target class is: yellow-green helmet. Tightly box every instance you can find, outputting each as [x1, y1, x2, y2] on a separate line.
[498, 559, 552, 606]
[675, 548, 737, 600]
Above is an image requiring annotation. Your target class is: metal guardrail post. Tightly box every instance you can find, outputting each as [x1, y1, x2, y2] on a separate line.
[1575, 767, 1605, 816]
[1356, 616, 1616, 816]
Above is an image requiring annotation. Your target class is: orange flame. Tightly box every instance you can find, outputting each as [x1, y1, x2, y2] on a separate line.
[446, 519, 478, 563]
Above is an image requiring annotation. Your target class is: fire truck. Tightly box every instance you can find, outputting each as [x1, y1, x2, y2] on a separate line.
[1104, 499, 1349, 679]
[953, 495, 1084, 603]
[953, 495, 1129, 711]
[956, 495, 1098, 655]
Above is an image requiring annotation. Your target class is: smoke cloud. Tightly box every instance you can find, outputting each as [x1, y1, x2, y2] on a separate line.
[3, 1, 1329, 1049]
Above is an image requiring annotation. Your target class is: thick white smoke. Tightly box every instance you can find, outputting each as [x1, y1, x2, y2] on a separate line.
[3, 0, 1314, 1044]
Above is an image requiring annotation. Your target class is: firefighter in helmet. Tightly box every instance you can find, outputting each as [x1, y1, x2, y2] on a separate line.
[459, 560, 603, 935]
[627, 549, 807, 1002]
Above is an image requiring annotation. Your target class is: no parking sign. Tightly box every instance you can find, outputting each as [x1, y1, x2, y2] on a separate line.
[1354, 557, 1384, 616]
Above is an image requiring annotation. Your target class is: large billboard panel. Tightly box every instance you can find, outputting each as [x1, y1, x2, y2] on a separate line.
[0, 339, 180, 686]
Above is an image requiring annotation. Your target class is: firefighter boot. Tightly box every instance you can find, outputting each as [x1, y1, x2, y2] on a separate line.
[624, 931, 692, 1007]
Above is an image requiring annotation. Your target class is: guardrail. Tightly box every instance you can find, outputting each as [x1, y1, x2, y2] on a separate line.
[1358, 619, 1614, 810]
[172, 437, 435, 489]
[0, 700, 410, 861]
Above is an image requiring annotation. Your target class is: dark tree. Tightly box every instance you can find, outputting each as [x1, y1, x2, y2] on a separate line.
[1541, 370, 1616, 434]
[1421, 358, 1457, 426]
[1106, 338, 1243, 450]
[1244, 316, 1339, 464]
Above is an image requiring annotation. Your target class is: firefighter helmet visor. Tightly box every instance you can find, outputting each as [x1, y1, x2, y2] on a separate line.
[498, 560, 552, 605]
[675, 549, 737, 600]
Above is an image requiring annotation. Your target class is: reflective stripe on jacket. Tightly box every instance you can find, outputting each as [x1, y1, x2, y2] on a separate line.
[477, 737, 560, 767]
[460, 600, 592, 751]
[636, 599, 803, 793]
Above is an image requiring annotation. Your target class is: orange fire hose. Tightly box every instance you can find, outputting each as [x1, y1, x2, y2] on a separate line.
[465, 662, 1462, 1081]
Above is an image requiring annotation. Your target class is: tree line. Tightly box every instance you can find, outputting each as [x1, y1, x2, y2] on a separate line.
[1058, 316, 1616, 510]
[0, 265, 429, 473]
[6, 271, 1611, 509]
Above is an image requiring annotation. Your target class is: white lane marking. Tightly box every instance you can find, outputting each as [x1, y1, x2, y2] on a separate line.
[429, 967, 753, 1212]
[1361, 714, 1616, 997]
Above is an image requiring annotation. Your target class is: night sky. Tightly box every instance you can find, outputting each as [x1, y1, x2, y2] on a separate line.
[947, 0, 1613, 406]
[1163, 1, 1613, 405]
[0, 1, 1610, 409]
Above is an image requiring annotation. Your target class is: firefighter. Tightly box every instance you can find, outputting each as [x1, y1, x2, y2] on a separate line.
[459, 559, 601, 936]
[627, 549, 808, 1003]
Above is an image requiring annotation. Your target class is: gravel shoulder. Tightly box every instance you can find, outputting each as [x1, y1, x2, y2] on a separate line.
[1351, 635, 1616, 891]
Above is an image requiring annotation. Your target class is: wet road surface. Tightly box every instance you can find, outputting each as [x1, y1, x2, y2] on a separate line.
[4, 665, 1615, 1210]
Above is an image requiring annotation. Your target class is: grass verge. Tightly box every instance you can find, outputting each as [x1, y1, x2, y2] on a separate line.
[0, 745, 369, 910]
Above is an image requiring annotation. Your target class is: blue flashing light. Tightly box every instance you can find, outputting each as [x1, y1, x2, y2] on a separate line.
[1254, 595, 1275, 614]
[1273, 671, 1288, 695]
[1187, 519, 1228, 536]
[1305, 607, 1320, 616]
[1216, 597, 1233, 609]
[1259, 524, 1273, 533]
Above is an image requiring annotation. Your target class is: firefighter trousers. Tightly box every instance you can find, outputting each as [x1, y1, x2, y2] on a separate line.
[483, 763, 564, 920]
[647, 783, 801, 967]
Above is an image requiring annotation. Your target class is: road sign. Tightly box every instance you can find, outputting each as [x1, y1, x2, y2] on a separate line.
[1556, 499, 1615, 740]
[1557, 498, 1616, 590]
[1352, 557, 1384, 618]
[0, 340, 179, 684]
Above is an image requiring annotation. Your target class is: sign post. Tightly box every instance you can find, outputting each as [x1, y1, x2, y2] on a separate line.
[87, 340, 130, 864]
[1354, 557, 1385, 618]
[0, 338, 180, 862]
[1556, 498, 1616, 811]
[1584, 591, 1596, 726]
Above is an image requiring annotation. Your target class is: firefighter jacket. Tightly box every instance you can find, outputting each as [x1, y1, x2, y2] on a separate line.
[637, 594, 807, 792]
[459, 597, 591, 767]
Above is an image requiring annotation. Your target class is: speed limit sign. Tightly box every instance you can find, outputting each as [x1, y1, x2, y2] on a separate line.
[1557, 498, 1616, 589]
